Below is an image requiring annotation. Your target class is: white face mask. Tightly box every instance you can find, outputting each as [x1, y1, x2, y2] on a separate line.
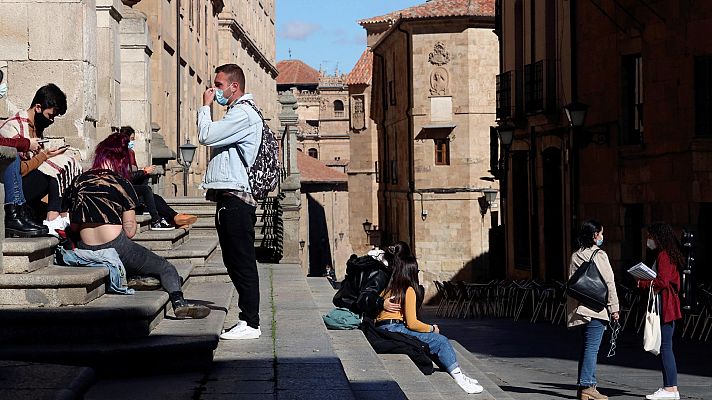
[647, 238, 657, 250]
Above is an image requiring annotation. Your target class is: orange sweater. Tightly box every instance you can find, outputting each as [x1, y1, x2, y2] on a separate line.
[376, 287, 432, 333]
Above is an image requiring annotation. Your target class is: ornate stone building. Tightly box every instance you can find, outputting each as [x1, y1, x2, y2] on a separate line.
[0, 0, 277, 196]
[361, 0, 499, 297]
[497, 0, 712, 285]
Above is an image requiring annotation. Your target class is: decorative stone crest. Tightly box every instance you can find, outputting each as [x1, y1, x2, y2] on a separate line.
[428, 42, 451, 66]
[429, 67, 449, 96]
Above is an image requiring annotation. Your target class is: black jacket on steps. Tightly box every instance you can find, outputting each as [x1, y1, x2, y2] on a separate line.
[333, 255, 391, 318]
[360, 317, 435, 375]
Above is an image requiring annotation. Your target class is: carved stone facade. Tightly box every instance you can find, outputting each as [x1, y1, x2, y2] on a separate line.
[362, 1, 499, 299]
[0, 0, 277, 197]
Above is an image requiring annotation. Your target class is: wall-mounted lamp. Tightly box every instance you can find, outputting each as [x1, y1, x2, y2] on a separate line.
[497, 123, 516, 152]
[477, 188, 498, 217]
[299, 240, 305, 251]
[338, 232, 344, 241]
[362, 219, 373, 236]
[362, 219, 381, 245]
[564, 102, 610, 147]
[179, 139, 197, 196]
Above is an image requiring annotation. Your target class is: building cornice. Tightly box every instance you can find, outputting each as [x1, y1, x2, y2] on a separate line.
[372, 15, 495, 52]
[218, 15, 279, 78]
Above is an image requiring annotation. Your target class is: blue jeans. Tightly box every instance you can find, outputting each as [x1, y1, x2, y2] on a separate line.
[378, 322, 458, 372]
[2, 157, 26, 205]
[578, 318, 606, 387]
[661, 321, 678, 387]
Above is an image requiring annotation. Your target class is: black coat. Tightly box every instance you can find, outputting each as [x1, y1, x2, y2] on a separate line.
[333, 255, 391, 318]
[360, 318, 435, 375]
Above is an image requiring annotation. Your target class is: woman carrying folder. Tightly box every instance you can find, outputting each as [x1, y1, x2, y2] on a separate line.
[638, 222, 683, 400]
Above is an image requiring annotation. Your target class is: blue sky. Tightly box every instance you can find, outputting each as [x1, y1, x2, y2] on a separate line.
[276, 0, 422, 74]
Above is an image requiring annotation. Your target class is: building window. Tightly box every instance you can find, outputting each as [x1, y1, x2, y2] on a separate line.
[512, 152, 531, 270]
[524, 61, 544, 113]
[496, 71, 512, 119]
[333, 100, 345, 118]
[308, 148, 318, 159]
[622, 54, 643, 144]
[695, 55, 712, 137]
[434, 139, 450, 165]
[390, 159, 398, 184]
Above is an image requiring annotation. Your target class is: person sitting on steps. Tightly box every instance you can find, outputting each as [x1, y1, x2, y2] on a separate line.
[118, 126, 197, 230]
[62, 132, 210, 319]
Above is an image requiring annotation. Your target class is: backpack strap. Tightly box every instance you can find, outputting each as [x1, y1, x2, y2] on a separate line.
[232, 99, 265, 172]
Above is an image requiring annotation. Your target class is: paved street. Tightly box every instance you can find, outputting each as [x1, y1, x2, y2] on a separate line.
[426, 309, 711, 400]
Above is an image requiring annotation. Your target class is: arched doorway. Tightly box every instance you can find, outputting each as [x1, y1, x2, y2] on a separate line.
[542, 147, 564, 282]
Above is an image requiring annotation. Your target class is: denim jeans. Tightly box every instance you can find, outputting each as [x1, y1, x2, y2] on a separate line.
[661, 321, 678, 387]
[378, 322, 458, 372]
[578, 318, 606, 387]
[2, 157, 25, 205]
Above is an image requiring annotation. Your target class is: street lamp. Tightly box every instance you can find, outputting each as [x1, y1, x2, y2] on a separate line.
[179, 139, 197, 196]
[563, 101, 589, 129]
[478, 189, 498, 217]
[497, 123, 515, 151]
[362, 219, 373, 236]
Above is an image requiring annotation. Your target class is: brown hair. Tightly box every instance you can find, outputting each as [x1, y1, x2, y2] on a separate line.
[215, 64, 246, 91]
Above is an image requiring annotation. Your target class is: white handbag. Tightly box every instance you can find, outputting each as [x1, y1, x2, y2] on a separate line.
[643, 285, 662, 355]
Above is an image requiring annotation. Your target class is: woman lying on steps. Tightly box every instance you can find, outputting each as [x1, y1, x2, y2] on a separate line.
[62, 132, 210, 319]
[375, 253, 483, 394]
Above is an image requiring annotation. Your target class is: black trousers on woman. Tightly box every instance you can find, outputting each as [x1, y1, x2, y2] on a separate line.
[23, 169, 61, 212]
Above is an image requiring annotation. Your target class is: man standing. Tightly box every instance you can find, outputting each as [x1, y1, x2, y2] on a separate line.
[198, 64, 262, 340]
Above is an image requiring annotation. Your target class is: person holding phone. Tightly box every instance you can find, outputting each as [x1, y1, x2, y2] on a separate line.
[0, 84, 81, 237]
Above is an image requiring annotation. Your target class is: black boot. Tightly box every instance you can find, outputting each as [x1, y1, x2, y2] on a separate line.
[4, 204, 49, 237]
[169, 291, 211, 319]
[19, 204, 49, 231]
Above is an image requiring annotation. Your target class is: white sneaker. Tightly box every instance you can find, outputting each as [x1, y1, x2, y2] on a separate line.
[456, 379, 484, 394]
[646, 388, 680, 400]
[220, 325, 261, 340]
[464, 375, 479, 385]
[221, 320, 247, 334]
[43, 217, 68, 237]
[62, 215, 71, 227]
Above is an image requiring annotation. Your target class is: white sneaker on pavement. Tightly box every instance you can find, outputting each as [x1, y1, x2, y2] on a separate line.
[220, 325, 261, 340]
[646, 388, 680, 400]
[222, 320, 247, 334]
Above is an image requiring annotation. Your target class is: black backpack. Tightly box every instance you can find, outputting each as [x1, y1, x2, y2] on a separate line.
[566, 249, 609, 312]
[235, 100, 280, 200]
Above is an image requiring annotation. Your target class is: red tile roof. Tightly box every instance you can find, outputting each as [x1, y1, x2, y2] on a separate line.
[359, 0, 495, 25]
[276, 60, 320, 85]
[345, 49, 373, 86]
[297, 151, 348, 184]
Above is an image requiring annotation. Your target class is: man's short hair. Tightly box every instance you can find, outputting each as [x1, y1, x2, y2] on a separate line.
[215, 64, 246, 91]
[31, 84, 67, 115]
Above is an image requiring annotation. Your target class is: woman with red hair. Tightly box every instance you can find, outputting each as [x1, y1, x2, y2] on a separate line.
[62, 132, 209, 319]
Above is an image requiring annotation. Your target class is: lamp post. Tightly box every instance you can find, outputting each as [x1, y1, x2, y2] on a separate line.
[564, 101, 588, 248]
[179, 139, 197, 197]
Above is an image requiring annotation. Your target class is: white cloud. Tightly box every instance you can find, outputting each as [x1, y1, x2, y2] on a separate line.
[279, 21, 321, 40]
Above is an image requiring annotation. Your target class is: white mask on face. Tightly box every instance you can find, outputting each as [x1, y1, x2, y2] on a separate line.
[647, 238, 657, 250]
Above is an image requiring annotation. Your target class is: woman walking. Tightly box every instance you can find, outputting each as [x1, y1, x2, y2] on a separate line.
[567, 220, 619, 400]
[639, 222, 682, 400]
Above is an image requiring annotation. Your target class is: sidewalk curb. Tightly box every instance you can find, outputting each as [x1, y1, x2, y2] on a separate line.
[451, 340, 516, 400]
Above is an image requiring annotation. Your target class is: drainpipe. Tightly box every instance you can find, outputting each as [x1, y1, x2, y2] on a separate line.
[396, 21, 416, 252]
[176, 0, 182, 163]
[373, 51, 389, 246]
[570, 0, 579, 247]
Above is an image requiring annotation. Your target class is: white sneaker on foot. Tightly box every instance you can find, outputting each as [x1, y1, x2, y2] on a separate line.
[222, 320, 247, 334]
[646, 388, 680, 400]
[456, 379, 484, 394]
[464, 375, 479, 385]
[220, 325, 261, 340]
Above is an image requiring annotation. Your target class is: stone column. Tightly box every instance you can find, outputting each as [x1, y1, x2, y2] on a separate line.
[120, 6, 154, 168]
[96, 0, 124, 141]
[0, 0, 98, 160]
[278, 90, 301, 265]
[0, 147, 16, 273]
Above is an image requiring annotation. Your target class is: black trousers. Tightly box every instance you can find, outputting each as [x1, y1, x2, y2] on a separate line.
[216, 195, 260, 328]
[133, 185, 178, 223]
[23, 169, 61, 212]
[154, 193, 178, 221]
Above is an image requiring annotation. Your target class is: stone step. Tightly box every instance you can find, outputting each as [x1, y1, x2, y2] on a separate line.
[450, 341, 515, 400]
[2, 237, 59, 274]
[380, 354, 445, 400]
[0, 281, 234, 373]
[1, 361, 96, 400]
[0, 263, 195, 344]
[131, 227, 189, 251]
[0, 265, 107, 306]
[154, 237, 219, 267]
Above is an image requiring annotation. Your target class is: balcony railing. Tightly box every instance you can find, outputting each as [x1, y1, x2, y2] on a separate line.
[496, 71, 512, 119]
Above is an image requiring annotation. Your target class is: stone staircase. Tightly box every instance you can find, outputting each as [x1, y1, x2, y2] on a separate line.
[0, 210, 234, 374]
[165, 196, 284, 262]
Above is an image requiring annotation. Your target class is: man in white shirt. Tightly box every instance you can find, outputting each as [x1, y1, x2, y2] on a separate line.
[198, 64, 263, 340]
